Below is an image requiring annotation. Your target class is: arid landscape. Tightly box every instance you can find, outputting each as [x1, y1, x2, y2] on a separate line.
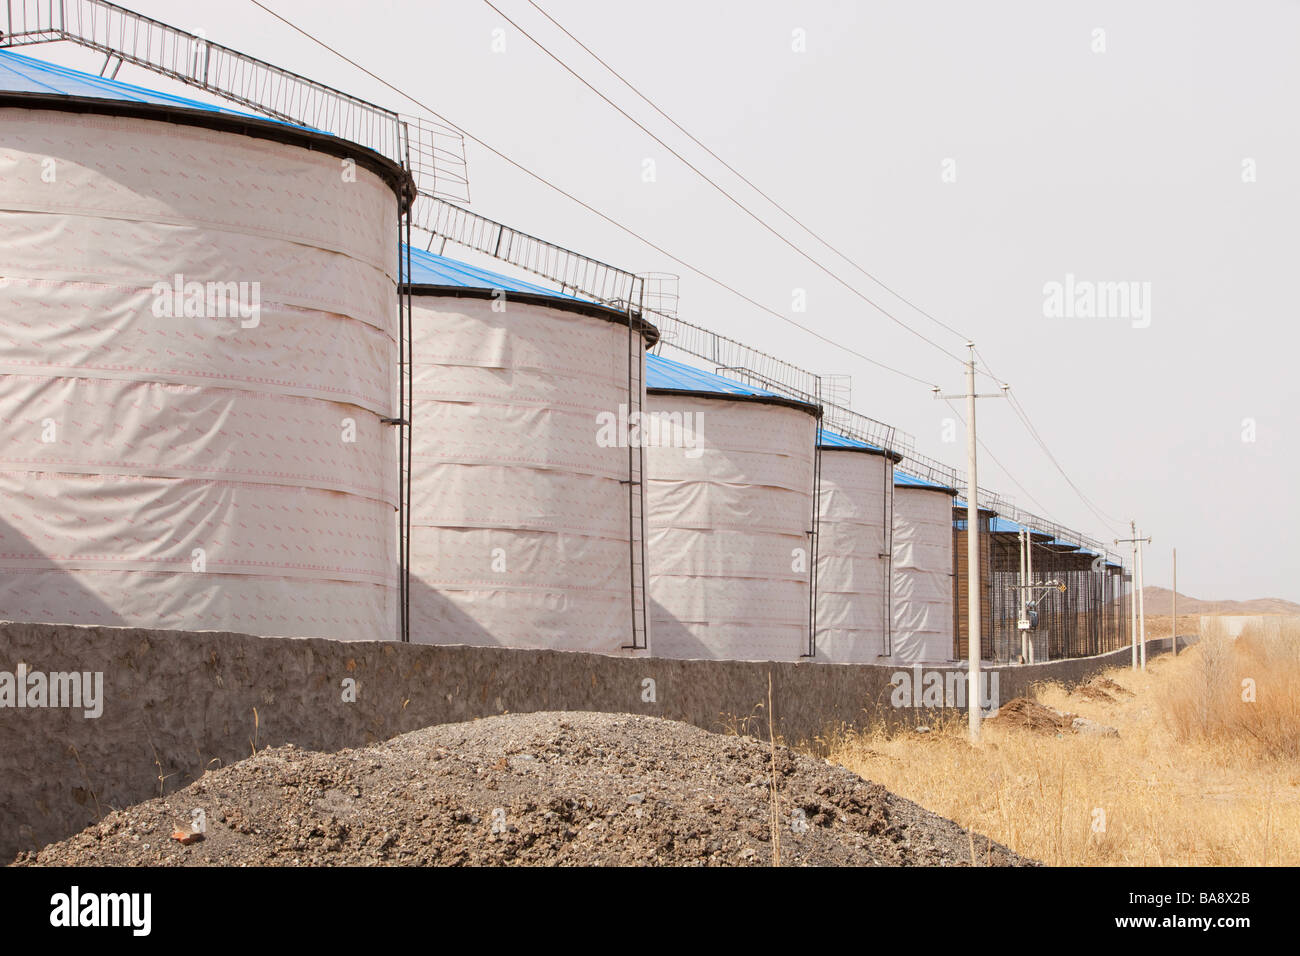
[822, 615, 1300, 866]
[13, 595, 1298, 868]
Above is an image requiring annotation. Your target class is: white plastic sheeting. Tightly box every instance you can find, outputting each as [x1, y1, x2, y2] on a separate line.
[0, 108, 399, 639]
[409, 295, 641, 653]
[816, 450, 891, 662]
[891, 486, 955, 662]
[646, 395, 817, 661]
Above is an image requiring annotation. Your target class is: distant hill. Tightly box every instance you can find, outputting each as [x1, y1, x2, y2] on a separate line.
[1139, 586, 1300, 616]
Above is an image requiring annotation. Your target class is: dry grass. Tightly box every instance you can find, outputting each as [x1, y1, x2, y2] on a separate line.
[818, 620, 1300, 865]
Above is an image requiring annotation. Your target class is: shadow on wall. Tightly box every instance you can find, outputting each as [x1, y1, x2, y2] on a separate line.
[0, 514, 129, 628]
[649, 597, 813, 662]
[408, 573, 646, 653]
[648, 597, 713, 660]
[407, 574, 501, 648]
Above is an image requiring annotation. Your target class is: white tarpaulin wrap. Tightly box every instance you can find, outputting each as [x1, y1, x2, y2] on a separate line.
[0, 109, 399, 640]
[891, 487, 955, 662]
[646, 395, 816, 662]
[816, 450, 891, 662]
[409, 296, 640, 653]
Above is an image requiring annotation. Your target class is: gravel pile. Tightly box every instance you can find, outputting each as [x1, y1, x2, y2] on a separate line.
[15, 712, 1033, 867]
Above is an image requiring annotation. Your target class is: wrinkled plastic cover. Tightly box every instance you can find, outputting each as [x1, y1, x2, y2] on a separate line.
[408, 296, 638, 653]
[0, 109, 399, 640]
[646, 395, 816, 662]
[816, 450, 890, 662]
[891, 487, 956, 662]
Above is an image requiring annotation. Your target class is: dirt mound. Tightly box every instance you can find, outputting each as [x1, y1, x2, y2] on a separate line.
[1076, 684, 1114, 702]
[987, 698, 1074, 735]
[13, 712, 1033, 867]
[1075, 675, 1136, 703]
[1089, 677, 1134, 698]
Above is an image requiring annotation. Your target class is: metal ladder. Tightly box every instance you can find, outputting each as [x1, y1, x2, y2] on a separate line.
[623, 283, 649, 651]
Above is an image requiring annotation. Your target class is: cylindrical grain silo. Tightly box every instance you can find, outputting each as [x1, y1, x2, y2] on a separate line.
[404, 247, 657, 653]
[644, 354, 820, 662]
[891, 471, 958, 662]
[815, 428, 900, 662]
[0, 50, 405, 639]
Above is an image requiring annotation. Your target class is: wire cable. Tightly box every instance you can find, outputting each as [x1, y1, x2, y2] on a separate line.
[513, 0, 1124, 542]
[482, 0, 968, 365]
[248, 0, 1122, 544]
[973, 346, 1125, 534]
[522, 0, 973, 346]
[246, 0, 941, 389]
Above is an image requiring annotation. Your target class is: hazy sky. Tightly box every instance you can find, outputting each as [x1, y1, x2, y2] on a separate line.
[26, 0, 1299, 601]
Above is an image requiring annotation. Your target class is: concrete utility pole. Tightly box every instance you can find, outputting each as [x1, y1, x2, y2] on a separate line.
[1026, 529, 1034, 663]
[1171, 547, 1178, 657]
[1137, 534, 1149, 668]
[934, 344, 1007, 742]
[1018, 529, 1029, 663]
[1115, 522, 1152, 670]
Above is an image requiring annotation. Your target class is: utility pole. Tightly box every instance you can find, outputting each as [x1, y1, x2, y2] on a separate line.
[934, 344, 1007, 742]
[1115, 522, 1152, 670]
[1026, 528, 1034, 663]
[1171, 547, 1178, 657]
[1018, 528, 1028, 663]
[1137, 534, 1149, 668]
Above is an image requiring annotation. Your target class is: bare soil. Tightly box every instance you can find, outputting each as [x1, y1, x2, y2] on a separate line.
[986, 697, 1075, 735]
[14, 712, 1034, 867]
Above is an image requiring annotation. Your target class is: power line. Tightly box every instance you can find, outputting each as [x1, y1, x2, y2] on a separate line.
[521, 0, 973, 346]
[482, 0, 969, 366]
[246, 0, 941, 389]
[973, 346, 1125, 535]
[249, 0, 1124, 541]
[942, 399, 1050, 517]
[509, 0, 1124, 543]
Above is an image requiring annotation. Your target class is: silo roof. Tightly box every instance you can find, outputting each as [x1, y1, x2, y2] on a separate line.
[646, 353, 819, 416]
[894, 470, 958, 494]
[0, 47, 299, 125]
[818, 428, 868, 449]
[404, 246, 592, 300]
[404, 246, 659, 343]
[0, 48, 414, 198]
[818, 427, 902, 462]
[989, 516, 1026, 534]
[647, 353, 779, 396]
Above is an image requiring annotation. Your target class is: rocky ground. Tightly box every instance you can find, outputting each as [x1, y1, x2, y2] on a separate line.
[16, 711, 1034, 866]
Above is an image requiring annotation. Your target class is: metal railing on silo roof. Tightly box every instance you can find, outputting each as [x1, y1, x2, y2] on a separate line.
[413, 197, 646, 307]
[717, 365, 906, 460]
[647, 312, 822, 405]
[0, 0, 471, 202]
[897, 448, 961, 490]
[647, 309, 921, 462]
